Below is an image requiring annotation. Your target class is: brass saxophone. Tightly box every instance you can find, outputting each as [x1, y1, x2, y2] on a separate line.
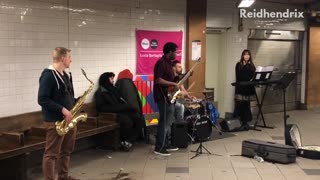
[55, 68, 94, 136]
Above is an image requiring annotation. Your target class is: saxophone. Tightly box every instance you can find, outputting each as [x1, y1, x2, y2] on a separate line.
[55, 68, 94, 136]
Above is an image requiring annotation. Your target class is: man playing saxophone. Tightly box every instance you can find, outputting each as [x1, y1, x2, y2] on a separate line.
[38, 47, 79, 180]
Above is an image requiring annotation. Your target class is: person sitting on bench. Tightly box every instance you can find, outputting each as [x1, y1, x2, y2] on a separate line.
[115, 69, 145, 140]
[94, 72, 141, 151]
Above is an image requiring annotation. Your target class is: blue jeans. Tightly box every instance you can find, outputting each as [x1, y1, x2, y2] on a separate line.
[174, 100, 185, 122]
[155, 102, 174, 151]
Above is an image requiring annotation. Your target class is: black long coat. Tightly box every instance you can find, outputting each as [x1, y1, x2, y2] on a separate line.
[95, 86, 144, 141]
[95, 86, 133, 113]
[235, 62, 256, 96]
[234, 62, 256, 123]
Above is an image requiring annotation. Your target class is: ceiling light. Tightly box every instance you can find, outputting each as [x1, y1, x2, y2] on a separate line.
[238, 0, 255, 8]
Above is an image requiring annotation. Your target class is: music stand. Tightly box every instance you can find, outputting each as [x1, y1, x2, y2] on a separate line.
[251, 69, 274, 131]
[272, 72, 297, 145]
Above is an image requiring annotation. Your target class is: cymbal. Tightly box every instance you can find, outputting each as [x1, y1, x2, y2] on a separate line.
[186, 104, 201, 109]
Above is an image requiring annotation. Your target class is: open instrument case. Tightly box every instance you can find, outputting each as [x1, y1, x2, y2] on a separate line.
[286, 124, 320, 160]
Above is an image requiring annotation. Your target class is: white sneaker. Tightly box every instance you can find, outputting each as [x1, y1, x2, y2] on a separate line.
[120, 141, 132, 151]
[166, 145, 179, 152]
[154, 149, 171, 156]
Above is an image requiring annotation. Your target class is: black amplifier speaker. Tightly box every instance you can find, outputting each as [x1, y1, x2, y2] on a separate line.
[219, 118, 242, 132]
[171, 122, 188, 148]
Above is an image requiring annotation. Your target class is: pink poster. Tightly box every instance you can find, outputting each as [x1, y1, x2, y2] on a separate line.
[136, 30, 183, 75]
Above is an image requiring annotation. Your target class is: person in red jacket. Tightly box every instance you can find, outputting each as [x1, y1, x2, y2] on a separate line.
[116, 69, 145, 140]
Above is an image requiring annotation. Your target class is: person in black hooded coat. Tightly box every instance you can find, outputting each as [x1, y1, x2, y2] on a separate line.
[95, 72, 142, 149]
[115, 69, 145, 139]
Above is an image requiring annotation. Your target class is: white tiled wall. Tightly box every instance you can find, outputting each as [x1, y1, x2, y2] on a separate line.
[0, 0, 307, 118]
[207, 0, 306, 115]
[0, 0, 186, 117]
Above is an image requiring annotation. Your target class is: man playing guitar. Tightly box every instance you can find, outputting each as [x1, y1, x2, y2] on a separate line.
[153, 42, 180, 156]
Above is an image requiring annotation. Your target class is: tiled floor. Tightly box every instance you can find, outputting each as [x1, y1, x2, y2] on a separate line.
[29, 110, 320, 180]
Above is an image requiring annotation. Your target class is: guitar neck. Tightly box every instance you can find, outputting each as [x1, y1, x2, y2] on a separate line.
[187, 81, 196, 91]
[177, 61, 199, 85]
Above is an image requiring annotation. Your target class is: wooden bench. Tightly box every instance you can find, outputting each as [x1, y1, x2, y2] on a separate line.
[0, 103, 119, 180]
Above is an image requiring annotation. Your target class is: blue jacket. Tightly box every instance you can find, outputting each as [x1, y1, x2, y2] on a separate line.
[38, 65, 75, 122]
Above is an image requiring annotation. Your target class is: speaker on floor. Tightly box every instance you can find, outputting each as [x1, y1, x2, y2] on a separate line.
[171, 122, 188, 148]
[219, 118, 242, 132]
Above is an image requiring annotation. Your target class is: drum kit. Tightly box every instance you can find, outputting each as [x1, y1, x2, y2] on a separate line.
[183, 97, 221, 143]
[183, 96, 222, 159]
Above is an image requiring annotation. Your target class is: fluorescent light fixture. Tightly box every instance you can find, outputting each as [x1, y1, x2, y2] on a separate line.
[238, 0, 255, 8]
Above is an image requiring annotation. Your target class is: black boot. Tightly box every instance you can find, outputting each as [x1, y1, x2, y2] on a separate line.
[240, 122, 250, 131]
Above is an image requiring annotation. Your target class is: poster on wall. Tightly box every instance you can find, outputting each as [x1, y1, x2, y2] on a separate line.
[192, 40, 201, 61]
[136, 30, 183, 75]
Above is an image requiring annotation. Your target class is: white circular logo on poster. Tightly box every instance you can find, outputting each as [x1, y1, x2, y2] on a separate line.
[141, 38, 150, 50]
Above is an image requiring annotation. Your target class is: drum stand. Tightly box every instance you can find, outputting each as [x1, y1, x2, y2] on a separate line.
[190, 114, 221, 159]
[185, 106, 200, 144]
[191, 139, 221, 159]
[184, 99, 223, 158]
[187, 133, 195, 143]
[212, 124, 223, 135]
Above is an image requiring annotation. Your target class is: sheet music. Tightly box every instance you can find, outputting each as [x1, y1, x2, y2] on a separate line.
[256, 66, 274, 72]
[265, 73, 270, 79]
[255, 73, 261, 80]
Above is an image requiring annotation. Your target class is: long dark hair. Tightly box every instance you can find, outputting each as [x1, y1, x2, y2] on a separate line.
[239, 49, 255, 70]
[98, 72, 115, 90]
[98, 72, 121, 98]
